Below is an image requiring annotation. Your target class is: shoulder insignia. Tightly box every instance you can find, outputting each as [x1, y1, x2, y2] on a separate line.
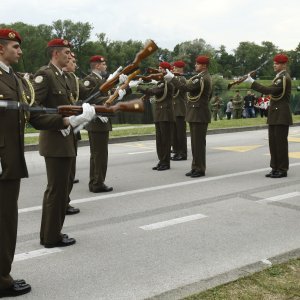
[40, 66, 50, 71]
[34, 75, 44, 83]
[274, 78, 282, 85]
[84, 80, 90, 87]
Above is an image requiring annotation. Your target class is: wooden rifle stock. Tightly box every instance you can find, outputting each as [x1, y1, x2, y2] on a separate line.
[57, 99, 145, 117]
[105, 69, 141, 106]
[99, 40, 158, 94]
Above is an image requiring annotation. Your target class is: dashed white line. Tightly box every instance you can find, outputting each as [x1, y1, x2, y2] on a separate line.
[139, 214, 207, 230]
[257, 191, 300, 204]
[14, 248, 62, 262]
[18, 162, 300, 214]
[127, 150, 155, 155]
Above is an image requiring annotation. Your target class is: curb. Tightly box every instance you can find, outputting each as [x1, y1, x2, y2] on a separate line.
[24, 122, 300, 152]
[146, 248, 300, 300]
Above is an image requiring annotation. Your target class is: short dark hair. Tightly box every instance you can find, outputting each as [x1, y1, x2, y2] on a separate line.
[47, 46, 64, 59]
[0, 39, 9, 46]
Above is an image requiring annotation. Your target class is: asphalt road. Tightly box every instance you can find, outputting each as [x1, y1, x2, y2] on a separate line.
[10, 126, 300, 299]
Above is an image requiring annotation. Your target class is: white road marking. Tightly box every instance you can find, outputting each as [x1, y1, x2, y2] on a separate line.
[261, 259, 272, 265]
[139, 214, 207, 230]
[18, 162, 300, 214]
[257, 191, 300, 204]
[127, 150, 155, 155]
[14, 248, 62, 262]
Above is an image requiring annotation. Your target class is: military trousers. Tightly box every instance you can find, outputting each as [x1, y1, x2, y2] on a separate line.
[189, 122, 208, 173]
[268, 125, 289, 172]
[40, 157, 74, 245]
[172, 116, 187, 157]
[0, 179, 20, 289]
[233, 109, 242, 119]
[88, 131, 109, 189]
[155, 121, 172, 167]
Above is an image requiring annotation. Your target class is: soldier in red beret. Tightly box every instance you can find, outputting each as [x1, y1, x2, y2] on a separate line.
[164, 55, 212, 177]
[244, 53, 292, 178]
[32, 38, 97, 248]
[137, 62, 175, 171]
[82, 56, 126, 192]
[171, 60, 187, 161]
[0, 29, 89, 297]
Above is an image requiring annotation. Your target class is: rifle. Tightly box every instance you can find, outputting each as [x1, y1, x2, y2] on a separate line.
[227, 60, 269, 90]
[99, 40, 158, 94]
[105, 69, 141, 106]
[136, 73, 164, 82]
[0, 99, 144, 117]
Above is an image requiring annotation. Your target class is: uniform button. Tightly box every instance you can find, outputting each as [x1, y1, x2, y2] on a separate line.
[160, 106, 163, 108]
[193, 105, 195, 107]
[59, 91, 62, 94]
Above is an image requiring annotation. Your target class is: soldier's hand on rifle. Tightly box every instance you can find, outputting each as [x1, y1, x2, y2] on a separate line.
[118, 74, 128, 85]
[68, 103, 96, 127]
[98, 116, 109, 123]
[116, 89, 126, 101]
[164, 69, 174, 82]
[150, 79, 158, 84]
[107, 66, 123, 81]
[129, 80, 140, 88]
[244, 74, 255, 84]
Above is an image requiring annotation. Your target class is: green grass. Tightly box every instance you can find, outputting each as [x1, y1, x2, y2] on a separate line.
[24, 116, 300, 145]
[183, 258, 300, 300]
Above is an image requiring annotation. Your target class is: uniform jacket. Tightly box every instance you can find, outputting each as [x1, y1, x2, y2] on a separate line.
[210, 96, 223, 111]
[172, 76, 186, 117]
[33, 63, 83, 157]
[138, 80, 175, 122]
[82, 72, 112, 132]
[171, 71, 212, 123]
[0, 67, 64, 180]
[232, 94, 243, 109]
[251, 70, 292, 125]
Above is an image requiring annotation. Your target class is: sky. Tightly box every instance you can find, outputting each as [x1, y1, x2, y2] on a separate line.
[1, 0, 299, 52]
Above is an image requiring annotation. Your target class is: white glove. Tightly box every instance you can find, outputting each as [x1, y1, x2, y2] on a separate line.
[244, 73, 255, 84]
[98, 116, 108, 123]
[69, 103, 95, 128]
[60, 125, 71, 137]
[117, 89, 126, 101]
[73, 121, 88, 134]
[118, 74, 128, 85]
[164, 69, 174, 82]
[129, 80, 140, 88]
[150, 79, 158, 84]
[107, 66, 123, 81]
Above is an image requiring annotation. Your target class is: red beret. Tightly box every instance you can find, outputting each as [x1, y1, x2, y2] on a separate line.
[47, 38, 72, 48]
[196, 55, 210, 64]
[173, 60, 185, 68]
[0, 28, 22, 44]
[90, 55, 106, 63]
[273, 53, 288, 64]
[159, 61, 172, 70]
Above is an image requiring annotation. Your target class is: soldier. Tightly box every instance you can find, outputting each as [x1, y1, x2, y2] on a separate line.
[82, 55, 123, 193]
[137, 62, 175, 171]
[232, 90, 243, 119]
[171, 60, 187, 161]
[165, 55, 212, 177]
[32, 39, 96, 248]
[245, 53, 292, 178]
[210, 93, 223, 121]
[0, 29, 91, 297]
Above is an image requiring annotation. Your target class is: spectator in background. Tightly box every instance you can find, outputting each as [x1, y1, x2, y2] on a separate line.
[244, 90, 256, 118]
[226, 98, 233, 119]
[256, 94, 269, 117]
[232, 90, 243, 119]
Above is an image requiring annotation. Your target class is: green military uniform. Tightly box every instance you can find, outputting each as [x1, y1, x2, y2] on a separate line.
[172, 76, 187, 159]
[33, 63, 91, 245]
[138, 80, 175, 169]
[232, 93, 243, 119]
[0, 66, 64, 289]
[210, 95, 223, 121]
[171, 71, 212, 174]
[251, 70, 292, 173]
[82, 72, 112, 191]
